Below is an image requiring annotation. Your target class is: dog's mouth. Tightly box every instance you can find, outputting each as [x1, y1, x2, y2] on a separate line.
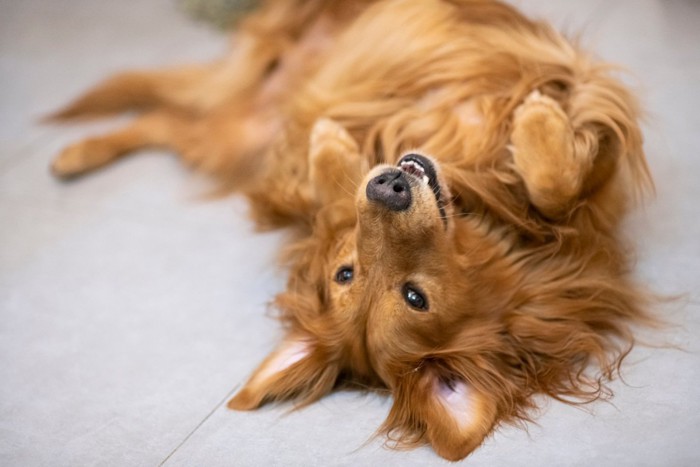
[398, 153, 447, 221]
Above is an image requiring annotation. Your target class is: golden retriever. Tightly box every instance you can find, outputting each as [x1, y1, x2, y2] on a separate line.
[49, 0, 654, 461]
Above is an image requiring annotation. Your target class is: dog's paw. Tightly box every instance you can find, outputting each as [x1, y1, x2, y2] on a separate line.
[309, 118, 358, 160]
[512, 92, 572, 169]
[308, 118, 366, 204]
[51, 134, 131, 179]
[51, 141, 97, 179]
[512, 90, 568, 123]
[511, 90, 581, 216]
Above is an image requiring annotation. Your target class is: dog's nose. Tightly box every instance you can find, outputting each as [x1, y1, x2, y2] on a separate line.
[366, 170, 412, 211]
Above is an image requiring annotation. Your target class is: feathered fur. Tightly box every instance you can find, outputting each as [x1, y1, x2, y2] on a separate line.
[49, 0, 655, 461]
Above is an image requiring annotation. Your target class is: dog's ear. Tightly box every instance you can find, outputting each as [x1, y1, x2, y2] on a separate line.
[227, 335, 339, 410]
[383, 363, 498, 461]
[308, 118, 368, 205]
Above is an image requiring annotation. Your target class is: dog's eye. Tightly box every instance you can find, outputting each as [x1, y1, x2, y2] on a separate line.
[402, 284, 428, 311]
[334, 266, 354, 284]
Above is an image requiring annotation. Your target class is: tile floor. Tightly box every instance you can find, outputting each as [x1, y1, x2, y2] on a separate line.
[1, 0, 699, 465]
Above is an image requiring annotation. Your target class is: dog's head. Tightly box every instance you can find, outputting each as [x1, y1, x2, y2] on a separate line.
[228, 117, 641, 461]
[229, 121, 520, 460]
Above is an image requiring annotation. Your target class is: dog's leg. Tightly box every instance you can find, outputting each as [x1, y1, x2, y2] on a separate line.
[45, 66, 222, 120]
[51, 111, 192, 178]
[308, 119, 368, 205]
[52, 106, 278, 181]
[47, 34, 282, 122]
[510, 91, 585, 218]
[46, 0, 325, 122]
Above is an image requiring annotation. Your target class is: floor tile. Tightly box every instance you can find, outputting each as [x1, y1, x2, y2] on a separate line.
[2, 0, 699, 466]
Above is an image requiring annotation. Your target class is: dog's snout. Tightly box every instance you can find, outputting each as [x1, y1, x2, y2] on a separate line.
[366, 170, 412, 211]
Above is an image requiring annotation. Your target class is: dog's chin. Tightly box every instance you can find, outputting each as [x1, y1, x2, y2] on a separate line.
[357, 151, 451, 237]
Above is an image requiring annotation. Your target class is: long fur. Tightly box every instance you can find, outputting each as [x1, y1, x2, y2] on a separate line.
[50, 0, 655, 461]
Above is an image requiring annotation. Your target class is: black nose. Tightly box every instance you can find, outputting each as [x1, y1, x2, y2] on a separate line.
[366, 169, 412, 211]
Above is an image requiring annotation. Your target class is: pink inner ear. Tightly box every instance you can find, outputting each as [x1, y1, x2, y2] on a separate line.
[257, 339, 311, 383]
[435, 378, 477, 430]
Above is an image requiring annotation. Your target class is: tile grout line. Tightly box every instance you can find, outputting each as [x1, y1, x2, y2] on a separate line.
[158, 383, 241, 466]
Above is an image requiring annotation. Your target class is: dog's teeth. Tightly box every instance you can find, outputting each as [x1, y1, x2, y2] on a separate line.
[401, 161, 425, 173]
[399, 158, 429, 185]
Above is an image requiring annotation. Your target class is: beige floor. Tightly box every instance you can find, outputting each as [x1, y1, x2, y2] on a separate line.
[1, 0, 699, 465]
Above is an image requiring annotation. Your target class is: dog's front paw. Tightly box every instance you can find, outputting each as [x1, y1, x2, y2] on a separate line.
[308, 118, 367, 204]
[309, 118, 358, 159]
[512, 90, 568, 124]
[511, 90, 581, 217]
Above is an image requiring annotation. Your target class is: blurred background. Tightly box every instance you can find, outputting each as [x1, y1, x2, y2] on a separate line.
[1, 1, 699, 465]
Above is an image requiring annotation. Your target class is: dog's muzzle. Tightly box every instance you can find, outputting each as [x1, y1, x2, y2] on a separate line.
[366, 170, 412, 211]
[365, 153, 444, 215]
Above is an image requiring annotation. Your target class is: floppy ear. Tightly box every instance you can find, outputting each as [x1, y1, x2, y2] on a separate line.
[383, 364, 498, 461]
[228, 335, 339, 410]
[308, 118, 368, 205]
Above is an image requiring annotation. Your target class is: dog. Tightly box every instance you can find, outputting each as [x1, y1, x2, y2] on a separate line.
[48, 0, 655, 461]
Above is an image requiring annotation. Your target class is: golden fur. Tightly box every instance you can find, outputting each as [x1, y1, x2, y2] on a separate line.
[50, 0, 654, 461]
